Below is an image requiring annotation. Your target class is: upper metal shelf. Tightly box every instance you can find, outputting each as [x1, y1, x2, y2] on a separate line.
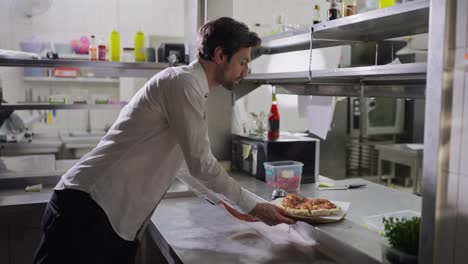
[0, 103, 125, 110]
[253, 0, 429, 58]
[0, 58, 171, 78]
[312, 0, 429, 43]
[23, 76, 119, 84]
[252, 26, 356, 59]
[244, 63, 427, 85]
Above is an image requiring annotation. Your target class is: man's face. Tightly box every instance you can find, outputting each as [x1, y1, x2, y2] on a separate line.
[216, 47, 251, 90]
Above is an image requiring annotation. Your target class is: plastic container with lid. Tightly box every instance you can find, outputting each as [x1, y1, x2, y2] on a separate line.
[264, 161, 303, 192]
[122, 48, 135, 62]
[363, 210, 420, 234]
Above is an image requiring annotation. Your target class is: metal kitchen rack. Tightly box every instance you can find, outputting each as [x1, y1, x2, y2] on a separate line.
[237, 0, 430, 100]
[0, 58, 169, 78]
[0, 58, 170, 110]
[23, 76, 120, 84]
[0, 103, 125, 110]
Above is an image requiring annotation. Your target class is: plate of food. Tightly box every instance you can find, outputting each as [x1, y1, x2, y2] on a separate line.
[272, 194, 350, 224]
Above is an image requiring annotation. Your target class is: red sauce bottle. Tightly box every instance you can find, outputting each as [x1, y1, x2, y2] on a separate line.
[268, 87, 280, 140]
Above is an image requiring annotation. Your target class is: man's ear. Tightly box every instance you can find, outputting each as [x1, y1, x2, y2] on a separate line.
[213, 47, 225, 65]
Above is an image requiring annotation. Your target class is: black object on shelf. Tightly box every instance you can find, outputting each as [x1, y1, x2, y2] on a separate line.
[157, 43, 186, 64]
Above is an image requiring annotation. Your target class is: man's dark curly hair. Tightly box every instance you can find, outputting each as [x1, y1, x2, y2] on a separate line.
[197, 17, 261, 62]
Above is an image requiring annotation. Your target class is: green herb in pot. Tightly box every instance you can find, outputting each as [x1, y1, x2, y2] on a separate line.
[383, 216, 420, 256]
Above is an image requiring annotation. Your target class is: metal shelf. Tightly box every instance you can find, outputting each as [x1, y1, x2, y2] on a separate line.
[236, 63, 427, 99]
[0, 58, 171, 78]
[0, 170, 65, 179]
[0, 103, 126, 110]
[312, 0, 429, 46]
[23, 77, 119, 84]
[0, 58, 169, 69]
[253, 26, 357, 59]
[252, 1, 429, 58]
[245, 63, 426, 84]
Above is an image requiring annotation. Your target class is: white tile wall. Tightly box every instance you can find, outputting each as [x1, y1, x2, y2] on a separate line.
[1, 0, 183, 134]
[2, 0, 186, 52]
[0, 0, 29, 101]
[119, 0, 185, 47]
[28, 0, 185, 47]
[0, 0, 13, 49]
[234, 0, 330, 37]
[206, 0, 233, 21]
[31, 0, 117, 44]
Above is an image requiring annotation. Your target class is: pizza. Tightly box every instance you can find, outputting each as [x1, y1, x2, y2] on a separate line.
[278, 194, 340, 217]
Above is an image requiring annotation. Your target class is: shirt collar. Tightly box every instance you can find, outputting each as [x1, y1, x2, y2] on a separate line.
[190, 60, 210, 96]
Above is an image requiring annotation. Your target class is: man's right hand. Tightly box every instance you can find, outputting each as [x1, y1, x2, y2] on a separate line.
[249, 203, 296, 226]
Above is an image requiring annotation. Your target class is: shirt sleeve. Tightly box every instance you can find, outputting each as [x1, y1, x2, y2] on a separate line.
[163, 74, 257, 213]
[175, 162, 221, 205]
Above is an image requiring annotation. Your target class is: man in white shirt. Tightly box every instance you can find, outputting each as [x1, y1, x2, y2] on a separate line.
[34, 17, 295, 264]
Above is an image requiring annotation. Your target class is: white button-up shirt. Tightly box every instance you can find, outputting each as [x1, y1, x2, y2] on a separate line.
[55, 61, 258, 241]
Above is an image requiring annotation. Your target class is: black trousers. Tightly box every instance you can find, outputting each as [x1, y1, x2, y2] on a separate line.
[33, 189, 138, 264]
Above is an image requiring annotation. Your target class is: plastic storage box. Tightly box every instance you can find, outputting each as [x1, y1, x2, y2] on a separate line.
[264, 161, 303, 192]
[363, 210, 420, 234]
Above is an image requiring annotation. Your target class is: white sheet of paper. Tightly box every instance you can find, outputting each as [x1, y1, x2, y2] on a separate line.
[300, 96, 335, 139]
[406, 144, 424, 150]
[298, 95, 313, 118]
[318, 201, 350, 221]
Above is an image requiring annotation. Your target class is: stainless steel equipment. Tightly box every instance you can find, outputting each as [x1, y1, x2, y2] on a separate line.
[0, 110, 35, 142]
[271, 188, 286, 200]
[157, 43, 186, 65]
[349, 97, 405, 137]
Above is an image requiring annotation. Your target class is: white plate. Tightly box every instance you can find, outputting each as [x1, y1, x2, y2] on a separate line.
[272, 198, 350, 224]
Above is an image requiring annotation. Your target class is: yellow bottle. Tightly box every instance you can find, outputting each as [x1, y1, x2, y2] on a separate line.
[379, 0, 395, 8]
[46, 110, 53, 125]
[134, 29, 145, 62]
[270, 15, 283, 35]
[109, 29, 120, 62]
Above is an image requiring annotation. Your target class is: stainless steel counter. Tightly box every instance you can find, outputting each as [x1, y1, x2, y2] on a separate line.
[0, 169, 421, 263]
[232, 172, 421, 263]
[0, 187, 54, 208]
[152, 171, 421, 263]
[0, 177, 193, 208]
[151, 197, 336, 264]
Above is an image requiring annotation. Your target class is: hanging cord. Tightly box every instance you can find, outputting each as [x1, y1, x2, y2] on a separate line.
[359, 79, 365, 138]
[358, 79, 366, 172]
[308, 25, 314, 81]
[116, 0, 120, 31]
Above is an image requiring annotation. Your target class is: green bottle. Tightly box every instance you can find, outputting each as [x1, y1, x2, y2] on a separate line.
[109, 29, 120, 62]
[134, 29, 145, 62]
